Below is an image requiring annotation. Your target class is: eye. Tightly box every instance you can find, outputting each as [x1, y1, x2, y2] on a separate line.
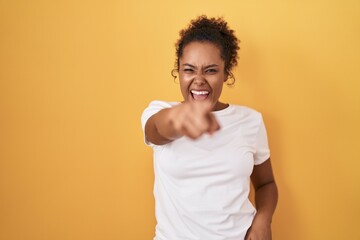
[183, 68, 194, 73]
[205, 69, 218, 74]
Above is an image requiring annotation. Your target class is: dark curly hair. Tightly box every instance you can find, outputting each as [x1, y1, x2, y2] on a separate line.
[174, 15, 240, 84]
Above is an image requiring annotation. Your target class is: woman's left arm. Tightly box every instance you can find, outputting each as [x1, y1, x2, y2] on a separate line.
[245, 158, 278, 240]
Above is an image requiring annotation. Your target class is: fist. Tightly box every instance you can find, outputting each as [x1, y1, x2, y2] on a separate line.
[167, 101, 220, 140]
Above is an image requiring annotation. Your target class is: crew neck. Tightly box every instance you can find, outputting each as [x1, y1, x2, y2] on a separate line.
[170, 101, 234, 116]
[212, 104, 233, 116]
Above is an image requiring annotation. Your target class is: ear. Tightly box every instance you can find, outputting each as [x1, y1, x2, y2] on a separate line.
[224, 76, 228, 82]
[224, 71, 229, 82]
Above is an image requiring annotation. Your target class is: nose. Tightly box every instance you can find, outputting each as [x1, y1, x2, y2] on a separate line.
[193, 73, 206, 85]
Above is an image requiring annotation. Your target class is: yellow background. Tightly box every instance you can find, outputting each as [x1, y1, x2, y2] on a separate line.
[1, 0, 359, 239]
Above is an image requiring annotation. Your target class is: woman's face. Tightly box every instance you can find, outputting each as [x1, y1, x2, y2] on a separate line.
[178, 41, 227, 111]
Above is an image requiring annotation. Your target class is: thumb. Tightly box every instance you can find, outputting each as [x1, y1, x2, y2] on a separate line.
[194, 100, 213, 114]
[207, 113, 220, 134]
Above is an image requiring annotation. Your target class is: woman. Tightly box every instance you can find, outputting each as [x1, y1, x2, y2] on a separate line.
[141, 15, 278, 240]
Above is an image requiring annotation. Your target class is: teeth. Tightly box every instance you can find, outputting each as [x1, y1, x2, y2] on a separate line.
[191, 90, 209, 95]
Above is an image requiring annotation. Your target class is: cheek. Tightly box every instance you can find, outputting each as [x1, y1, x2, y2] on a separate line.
[179, 73, 194, 83]
[179, 78, 190, 95]
[211, 80, 224, 95]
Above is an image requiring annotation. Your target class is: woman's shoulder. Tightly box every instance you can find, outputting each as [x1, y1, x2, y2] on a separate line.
[230, 103, 262, 117]
[225, 104, 266, 126]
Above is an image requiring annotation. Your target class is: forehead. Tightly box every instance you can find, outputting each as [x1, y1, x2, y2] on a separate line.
[180, 41, 224, 66]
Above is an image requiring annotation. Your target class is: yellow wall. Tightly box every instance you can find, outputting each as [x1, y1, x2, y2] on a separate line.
[1, 0, 359, 239]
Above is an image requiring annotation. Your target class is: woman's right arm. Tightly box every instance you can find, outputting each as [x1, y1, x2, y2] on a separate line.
[144, 101, 220, 145]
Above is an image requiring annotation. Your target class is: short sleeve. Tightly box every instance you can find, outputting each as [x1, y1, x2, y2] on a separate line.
[253, 114, 271, 165]
[141, 100, 174, 146]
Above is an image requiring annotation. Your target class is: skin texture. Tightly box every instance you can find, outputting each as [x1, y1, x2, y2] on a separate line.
[145, 41, 278, 240]
[179, 41, 228, 111]
[246, 160, 278, 240]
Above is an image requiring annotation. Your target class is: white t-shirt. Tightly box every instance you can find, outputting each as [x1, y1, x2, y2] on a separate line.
[141, 100, 270, 240]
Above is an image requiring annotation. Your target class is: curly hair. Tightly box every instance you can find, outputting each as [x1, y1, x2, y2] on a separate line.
[175, 15, 240, 80]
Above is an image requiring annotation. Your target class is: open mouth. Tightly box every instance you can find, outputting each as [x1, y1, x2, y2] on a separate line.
[190, 90, 210, 101]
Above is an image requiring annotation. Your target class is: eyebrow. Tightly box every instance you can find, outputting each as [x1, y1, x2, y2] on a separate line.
[182, 63, 219, 69]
